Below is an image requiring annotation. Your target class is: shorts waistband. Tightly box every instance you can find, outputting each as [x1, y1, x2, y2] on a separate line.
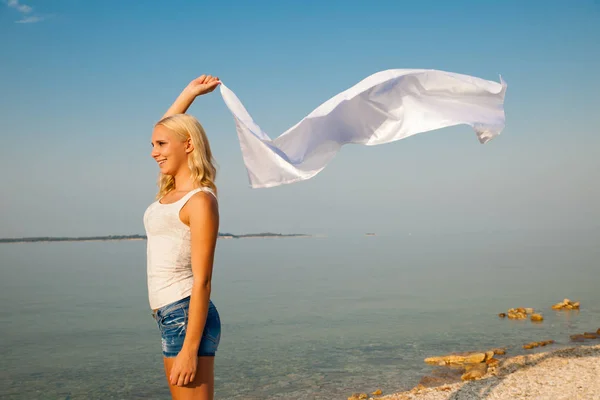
[153, 296, 191, 318]
[152, 296, 215, 319]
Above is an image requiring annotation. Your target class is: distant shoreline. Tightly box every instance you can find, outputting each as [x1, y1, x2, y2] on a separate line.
[0, 233, 311, 244]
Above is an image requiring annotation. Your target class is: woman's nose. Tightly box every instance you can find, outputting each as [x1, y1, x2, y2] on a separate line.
[151, 147, 159, 158]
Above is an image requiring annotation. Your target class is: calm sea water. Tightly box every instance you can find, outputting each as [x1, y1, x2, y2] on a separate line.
[1, 230, 599, 399]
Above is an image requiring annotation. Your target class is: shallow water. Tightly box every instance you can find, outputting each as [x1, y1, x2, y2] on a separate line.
[1, 230, 599, 399]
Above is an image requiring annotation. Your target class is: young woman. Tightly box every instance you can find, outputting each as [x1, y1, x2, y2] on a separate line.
[143, 74, 222, 400]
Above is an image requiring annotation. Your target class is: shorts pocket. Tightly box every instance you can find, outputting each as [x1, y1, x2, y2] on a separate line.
[158, 305, 188, 334]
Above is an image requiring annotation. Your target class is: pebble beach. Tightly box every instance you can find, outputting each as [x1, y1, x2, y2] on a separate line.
[359, 344, 600, 400]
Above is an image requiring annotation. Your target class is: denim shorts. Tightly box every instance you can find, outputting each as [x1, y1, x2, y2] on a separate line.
[152, 296, 221, 358]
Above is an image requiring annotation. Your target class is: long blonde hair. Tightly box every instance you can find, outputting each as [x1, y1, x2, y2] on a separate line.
[154, 114, 217, 199]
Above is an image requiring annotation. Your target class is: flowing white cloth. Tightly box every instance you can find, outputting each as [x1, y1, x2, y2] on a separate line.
[219, 69, 507, 189]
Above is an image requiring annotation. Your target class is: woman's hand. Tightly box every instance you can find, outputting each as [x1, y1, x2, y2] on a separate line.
[161, 74, 221, 119]
[169, 348, 198, 387]
[184, 75, 221, 98]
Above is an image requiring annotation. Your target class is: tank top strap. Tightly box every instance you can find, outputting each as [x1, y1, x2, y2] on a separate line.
[198, 186, 217, 201]
[174, 188, 203, 211]
[175, 187, 217, 212]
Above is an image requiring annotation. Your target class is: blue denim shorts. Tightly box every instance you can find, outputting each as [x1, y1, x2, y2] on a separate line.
[152, 296, 221, 358]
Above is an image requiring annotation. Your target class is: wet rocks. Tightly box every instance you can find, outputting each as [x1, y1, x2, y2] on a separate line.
[424, 348, 500, 382]
[347, 393, 367, 400]
[499, 307, 537, 320]
[523, 340, 555, 350]
[571, 332, 599, 341]
[530, 313, 544, 322]
[486, 357, 500, 367]
[508, 311, 527, 320]
[569, 329, 599, 342]
[348, 389, 382, 399]
[552, 299, 580, 310]
[421, 347, 506, 387]
[424, 351, 489, 366]
[461, 363, 487, 381]
[492, 348, 507, 355]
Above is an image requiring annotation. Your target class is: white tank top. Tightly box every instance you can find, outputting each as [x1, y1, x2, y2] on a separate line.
[143, 187, 217, 310]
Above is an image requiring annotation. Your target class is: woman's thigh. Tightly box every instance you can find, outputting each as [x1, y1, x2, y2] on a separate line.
[163, 356, 214, 400]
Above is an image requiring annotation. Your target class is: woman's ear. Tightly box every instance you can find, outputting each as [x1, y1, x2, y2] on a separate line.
[185, 138, 195, 153]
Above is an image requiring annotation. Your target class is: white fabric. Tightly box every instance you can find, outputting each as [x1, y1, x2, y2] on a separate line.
[219, 69, 507, 189]
[143, 187, 216, 310]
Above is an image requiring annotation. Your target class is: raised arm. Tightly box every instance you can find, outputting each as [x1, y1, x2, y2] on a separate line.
[162, 75, 221, 120]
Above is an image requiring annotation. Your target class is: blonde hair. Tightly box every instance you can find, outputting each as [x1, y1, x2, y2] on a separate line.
[154, 114, 217, 199]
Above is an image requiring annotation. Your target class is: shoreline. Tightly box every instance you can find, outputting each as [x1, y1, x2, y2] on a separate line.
[0, 234, 312, 244]
[373, 344, 600, 400]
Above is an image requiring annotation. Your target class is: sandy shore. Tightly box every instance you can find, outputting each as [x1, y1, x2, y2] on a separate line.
[374, 344, 600, 400]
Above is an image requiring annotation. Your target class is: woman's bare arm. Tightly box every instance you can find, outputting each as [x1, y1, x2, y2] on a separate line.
[168, 192, 219, 387]
[162, 75, 221, 120]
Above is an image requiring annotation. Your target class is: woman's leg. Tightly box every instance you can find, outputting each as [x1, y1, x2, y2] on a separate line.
[163, 356, 214, 400]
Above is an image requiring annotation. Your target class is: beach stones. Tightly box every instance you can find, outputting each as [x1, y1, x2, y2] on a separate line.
[552, 299, 580, 310]
[371, 389, 382, 395]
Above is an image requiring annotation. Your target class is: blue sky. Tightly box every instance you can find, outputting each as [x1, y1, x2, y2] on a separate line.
[1, 0, 599, 237]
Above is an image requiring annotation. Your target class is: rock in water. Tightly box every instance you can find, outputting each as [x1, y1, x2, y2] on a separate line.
[531, 314, 544, 322]
[539, 340, 555, 346]
[552, 299, 581, 310]
[424, 352, 487, 366]
[371, 389, 382, 395]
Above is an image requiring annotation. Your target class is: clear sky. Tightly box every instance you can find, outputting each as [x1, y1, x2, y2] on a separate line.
[1, 0, 599, 238]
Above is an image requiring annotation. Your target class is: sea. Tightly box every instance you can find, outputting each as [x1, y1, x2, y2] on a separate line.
[1, 229, 599, 399]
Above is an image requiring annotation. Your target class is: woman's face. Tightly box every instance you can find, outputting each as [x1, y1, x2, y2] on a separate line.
[151, 125, 190, 176]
